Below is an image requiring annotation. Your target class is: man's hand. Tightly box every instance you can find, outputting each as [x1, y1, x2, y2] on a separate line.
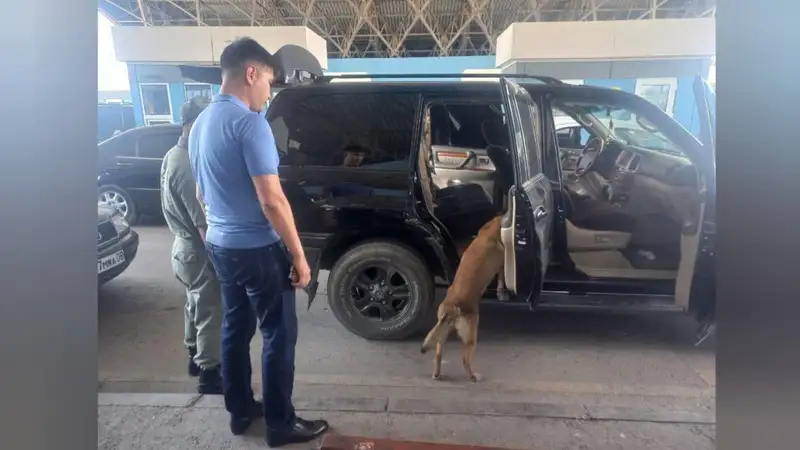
[290, 254, 311, 289]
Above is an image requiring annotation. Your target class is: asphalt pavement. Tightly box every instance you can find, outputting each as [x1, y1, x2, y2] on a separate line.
[98, 224, 716, 448]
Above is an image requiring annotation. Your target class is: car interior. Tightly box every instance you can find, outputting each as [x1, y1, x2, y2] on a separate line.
[552, 101, 704, 283]
[416, 102, 514, 255]
[416, 98, 705, 286]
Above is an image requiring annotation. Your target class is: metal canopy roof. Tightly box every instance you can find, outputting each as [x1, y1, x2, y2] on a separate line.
[99, 0, 717, 58]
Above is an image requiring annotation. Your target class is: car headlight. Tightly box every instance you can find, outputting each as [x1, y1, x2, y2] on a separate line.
[110, 213, 130, 234]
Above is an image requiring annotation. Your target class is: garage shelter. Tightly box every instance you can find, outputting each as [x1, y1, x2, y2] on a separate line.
[112, 26, 327, 126]
[107, 14, 714, 136]
[496, 18, 715, 135]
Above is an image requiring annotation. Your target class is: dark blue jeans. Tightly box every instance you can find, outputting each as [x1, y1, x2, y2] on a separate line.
[205, 241, 297, 433]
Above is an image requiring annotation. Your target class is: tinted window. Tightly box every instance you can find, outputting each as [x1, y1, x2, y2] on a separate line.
[122, 107, 136, 130]
[99, 132, 136, 157]
[98, 105, 137, 142]
[137, 132, 178, 159]
[515, 100, 543, 177]
[98, 106, 123, 142]
[429, 103, 503, 149]
[270, 91, 419, 170]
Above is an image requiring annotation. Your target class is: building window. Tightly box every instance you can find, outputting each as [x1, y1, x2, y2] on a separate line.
[184, 83, 212, 103]
[634, 78, 678, 116]
[139, 83, 173, 125]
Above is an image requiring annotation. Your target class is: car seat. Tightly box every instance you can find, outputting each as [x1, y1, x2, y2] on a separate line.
[482, 118, 514, 210]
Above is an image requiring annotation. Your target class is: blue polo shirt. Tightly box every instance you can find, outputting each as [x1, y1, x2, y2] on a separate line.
[188, 94, 281, 249]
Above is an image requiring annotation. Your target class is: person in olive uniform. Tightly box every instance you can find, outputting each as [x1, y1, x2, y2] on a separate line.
[159, 96, 223, 395]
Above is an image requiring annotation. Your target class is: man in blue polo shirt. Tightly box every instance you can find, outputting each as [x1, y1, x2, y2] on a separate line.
[188, 37, 329, 447]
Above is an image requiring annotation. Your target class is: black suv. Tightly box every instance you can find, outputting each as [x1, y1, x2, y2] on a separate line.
[184, 65, 717, 343]
[97, 124, 182, 224]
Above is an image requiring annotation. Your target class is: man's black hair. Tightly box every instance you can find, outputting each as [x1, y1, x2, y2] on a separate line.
[219, 37, 277, 77]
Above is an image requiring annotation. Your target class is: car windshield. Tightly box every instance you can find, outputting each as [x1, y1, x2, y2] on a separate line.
[566, 104, 683, 156]
[601, 121, 679, 154]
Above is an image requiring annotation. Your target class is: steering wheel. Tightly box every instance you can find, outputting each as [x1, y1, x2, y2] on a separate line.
[574, 137, 605, 176]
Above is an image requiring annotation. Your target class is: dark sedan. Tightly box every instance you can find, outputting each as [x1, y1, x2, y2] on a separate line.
[98, 204, 139, 285]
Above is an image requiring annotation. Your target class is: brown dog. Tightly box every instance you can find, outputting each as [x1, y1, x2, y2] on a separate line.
[420, 215, 505, 382]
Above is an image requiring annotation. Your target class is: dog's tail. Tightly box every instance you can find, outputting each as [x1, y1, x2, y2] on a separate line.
[420, 313, 452, 354]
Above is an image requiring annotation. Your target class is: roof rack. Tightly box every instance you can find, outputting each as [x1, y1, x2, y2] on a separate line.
[313, 73, 565, 85]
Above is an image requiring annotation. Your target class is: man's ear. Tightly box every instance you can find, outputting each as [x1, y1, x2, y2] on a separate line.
[244, 66, 256, 85]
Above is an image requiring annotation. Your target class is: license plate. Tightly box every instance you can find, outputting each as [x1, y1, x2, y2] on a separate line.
[98, 250, 126, 274]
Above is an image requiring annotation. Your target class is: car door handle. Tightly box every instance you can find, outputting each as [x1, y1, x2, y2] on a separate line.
[533, 206, 548, 221]
[116, 161, 133, 167]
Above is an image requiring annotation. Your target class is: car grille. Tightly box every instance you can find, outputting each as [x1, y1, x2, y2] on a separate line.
[98, 221, 118, 246]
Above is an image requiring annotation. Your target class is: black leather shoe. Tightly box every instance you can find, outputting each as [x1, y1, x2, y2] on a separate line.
[187, 347, 200, 377]
[229, 400, 264, 436]
[197, 367, 223, 395]
[266, 417, 329, 447]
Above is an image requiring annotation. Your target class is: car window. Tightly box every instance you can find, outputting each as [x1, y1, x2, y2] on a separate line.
[98, 105, 124, 142]
[554, 100, 683, 156]
[429, 103, 502, 149]
[269, 92, 419, 170]
[99, 132, 136, 157]
[555, 126, 589, 149]
[137, 132, 178, 159]
[512, 99, 543, 178]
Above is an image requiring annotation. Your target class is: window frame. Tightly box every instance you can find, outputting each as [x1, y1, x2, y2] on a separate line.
[184, 82, 213, 103]
[425, 99, 503, 150]
[634, 77, 678, 117]
[139, 83, 174, 124]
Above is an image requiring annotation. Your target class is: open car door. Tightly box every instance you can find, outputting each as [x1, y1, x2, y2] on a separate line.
[675, 76, 716, 344]
[498, 78, 554, 309]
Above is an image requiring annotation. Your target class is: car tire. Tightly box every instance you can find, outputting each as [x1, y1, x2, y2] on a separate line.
[327, 241, 435, 341]
[98, 184, 138, 224]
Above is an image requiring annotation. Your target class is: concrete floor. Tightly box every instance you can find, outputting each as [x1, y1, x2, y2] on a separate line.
[99, 396, 716, 450]
[98, 224, 716, 448]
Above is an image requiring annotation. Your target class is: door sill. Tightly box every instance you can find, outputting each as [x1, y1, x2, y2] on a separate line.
[479, 290, 682, 313]
[537, 292, 682, 313]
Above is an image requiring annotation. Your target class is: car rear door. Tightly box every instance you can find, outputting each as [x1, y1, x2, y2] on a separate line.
[131, 129, 179, 214]
[498, 78, 554, 309]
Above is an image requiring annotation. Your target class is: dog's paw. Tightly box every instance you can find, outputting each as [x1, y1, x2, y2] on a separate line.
[469, 373, 481, 383]
[432, 372, 442, 381]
